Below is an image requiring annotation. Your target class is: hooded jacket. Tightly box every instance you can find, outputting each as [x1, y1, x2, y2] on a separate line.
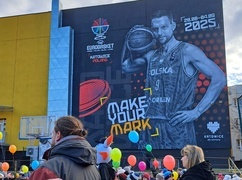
[29, 135, 101, 180]
[179, 161, 216, 180]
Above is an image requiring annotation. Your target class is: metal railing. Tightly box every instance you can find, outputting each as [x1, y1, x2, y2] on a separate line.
[228, 157, 242, 176]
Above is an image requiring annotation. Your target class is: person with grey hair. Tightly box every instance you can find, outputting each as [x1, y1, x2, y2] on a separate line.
[121, 9, 226, 149]
[29, 116, 101, 180]
[179, 145, 216, 180]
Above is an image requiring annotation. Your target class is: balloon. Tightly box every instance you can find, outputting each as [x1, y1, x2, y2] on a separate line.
[2, 162, 9, 171]
[163, 155, 176, 170]
[112, 161, 120, 169]
[152, 158, 159, 168]
[172, 171, 179, 180]
[0, 132, 3, 140]
[31, 160, 40, 170]
[128, 131, 139, 143]
[145, 144, 152, 152]
[127, 155, 137, 166]
[21, 165, 29, 173]
[110, 148, 122, 162]
[138, 161, 146, 171]
[9, 144, 17, 154]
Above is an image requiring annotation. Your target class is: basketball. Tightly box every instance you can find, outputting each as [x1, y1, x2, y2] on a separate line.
[127, 26, 156, 53]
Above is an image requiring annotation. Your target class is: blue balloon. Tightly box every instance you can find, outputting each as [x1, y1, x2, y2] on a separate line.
[31, 160, 40, 170]
[128, 131, 139, 143]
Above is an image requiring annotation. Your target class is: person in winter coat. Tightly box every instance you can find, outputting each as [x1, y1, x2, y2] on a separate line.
[179, 145, 216, 180]
[29, 116, 101, 180]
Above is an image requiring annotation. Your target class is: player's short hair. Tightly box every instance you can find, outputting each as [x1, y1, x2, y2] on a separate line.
[151, 10, 174, 23]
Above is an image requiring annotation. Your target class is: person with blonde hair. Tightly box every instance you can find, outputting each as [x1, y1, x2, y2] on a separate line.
[179, 145, 216, 180]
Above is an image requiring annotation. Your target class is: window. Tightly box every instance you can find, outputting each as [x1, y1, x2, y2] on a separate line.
[0, 118, 6, 143]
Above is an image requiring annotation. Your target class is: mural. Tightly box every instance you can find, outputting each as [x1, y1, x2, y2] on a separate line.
[62, 0, 230, 149]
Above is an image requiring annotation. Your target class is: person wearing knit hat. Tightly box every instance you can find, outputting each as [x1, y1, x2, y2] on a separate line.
[127, 172, 140, 180]
[142, 172, 151, 180]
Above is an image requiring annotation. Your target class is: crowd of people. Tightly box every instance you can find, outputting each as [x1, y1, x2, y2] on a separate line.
[0, 115, 241, 180]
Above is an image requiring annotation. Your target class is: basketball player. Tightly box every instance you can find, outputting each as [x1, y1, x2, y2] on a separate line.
[121, 10, 226, 149]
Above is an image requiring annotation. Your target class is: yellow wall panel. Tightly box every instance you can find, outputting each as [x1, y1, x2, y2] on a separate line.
[0, 12, 50, 149]
[0, 41, 16, 105]
[0, 17, 18, 41]
[17, 13, 51, 39]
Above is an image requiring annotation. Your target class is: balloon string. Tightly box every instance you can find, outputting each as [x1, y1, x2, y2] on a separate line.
[12, 154, 16, 172]
[140, 146, 156, 162]
[1, 144, 5, 161]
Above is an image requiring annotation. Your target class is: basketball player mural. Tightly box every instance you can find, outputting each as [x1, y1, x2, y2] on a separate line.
[121, 10, 226, 149]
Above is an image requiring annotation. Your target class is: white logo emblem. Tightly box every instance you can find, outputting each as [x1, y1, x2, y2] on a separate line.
[207, 122, 220, 134]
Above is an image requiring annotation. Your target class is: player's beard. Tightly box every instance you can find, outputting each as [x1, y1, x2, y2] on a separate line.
[158, 33, 173, 45]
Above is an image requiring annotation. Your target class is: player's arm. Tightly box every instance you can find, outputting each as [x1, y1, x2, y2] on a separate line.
[169, 44, 226, 126]
[122, 55, 147, 74]
[187, 44, 226, 116]
[121, 37, 150, 74]
[121, 25, 156, 74]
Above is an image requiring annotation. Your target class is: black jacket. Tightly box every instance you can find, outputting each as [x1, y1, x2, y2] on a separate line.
[179, 161, 216, 180]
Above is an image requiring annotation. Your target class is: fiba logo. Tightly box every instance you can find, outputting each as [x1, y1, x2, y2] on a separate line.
[91, 18, 109, 44]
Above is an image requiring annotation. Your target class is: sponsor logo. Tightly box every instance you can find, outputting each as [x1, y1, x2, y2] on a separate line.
[207, 121, 219, 133]
[204, 121, 224, 142]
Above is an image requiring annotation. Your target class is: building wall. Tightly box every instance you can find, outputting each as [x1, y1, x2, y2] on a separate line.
[228, 85, 242, 161]
[0, 13, 51, 149]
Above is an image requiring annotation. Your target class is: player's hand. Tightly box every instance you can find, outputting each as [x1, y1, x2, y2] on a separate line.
[169, 109, 200, 126]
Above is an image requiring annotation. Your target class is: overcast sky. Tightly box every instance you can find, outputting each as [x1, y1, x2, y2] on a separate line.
[0, 0, 241, 86]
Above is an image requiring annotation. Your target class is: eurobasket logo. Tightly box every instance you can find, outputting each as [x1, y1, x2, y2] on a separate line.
[91, 18, 109, 44]
[87, 18, 114, 53]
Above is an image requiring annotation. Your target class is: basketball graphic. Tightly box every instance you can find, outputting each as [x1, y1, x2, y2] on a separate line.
[79, 79, 111, 118]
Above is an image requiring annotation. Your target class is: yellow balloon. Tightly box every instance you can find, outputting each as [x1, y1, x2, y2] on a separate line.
[21, 165, 29, 173]
[172, 171, 179, 180]
[15, 173, 20, 178]
[0, 132, 3, 140]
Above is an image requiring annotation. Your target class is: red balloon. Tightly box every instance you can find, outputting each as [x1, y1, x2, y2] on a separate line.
[127, 155, 137, 166]
[153, 159, 159, 168]
[163, 155, 176, 170]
